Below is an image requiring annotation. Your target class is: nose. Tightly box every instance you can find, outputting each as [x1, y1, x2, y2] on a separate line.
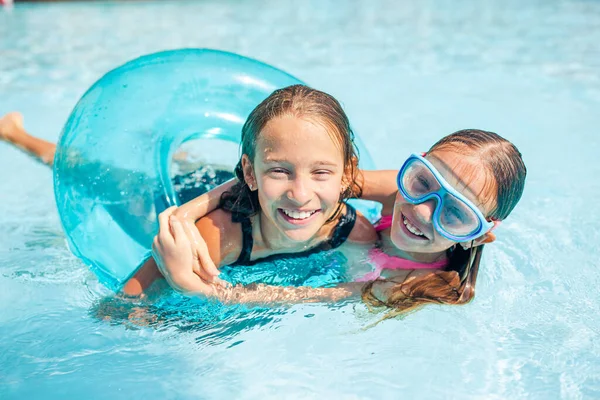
[412, 198, 437, 224]
[287, 175, 312, 205]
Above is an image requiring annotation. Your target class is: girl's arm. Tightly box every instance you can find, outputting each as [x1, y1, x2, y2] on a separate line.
[153, 206, 242, 294]
[171, 178, 237, 282]
[169, 168, 399, 280]
[213, 282, 359, 305]
[151, 207, 215, 295]
[358, 170, 398, 215]
[153, 208, 363, 304]
[122, 180, 237, 295]
[173, 178, 237, 222]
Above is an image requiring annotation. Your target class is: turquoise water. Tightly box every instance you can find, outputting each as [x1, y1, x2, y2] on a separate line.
[1, 1, 599, 398]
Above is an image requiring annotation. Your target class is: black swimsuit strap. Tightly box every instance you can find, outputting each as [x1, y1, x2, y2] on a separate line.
[326, 203, 356, 249]
[233, 214, 254, 265]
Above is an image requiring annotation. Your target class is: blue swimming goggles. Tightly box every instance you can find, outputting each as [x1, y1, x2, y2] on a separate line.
[396, 153, 494, 242]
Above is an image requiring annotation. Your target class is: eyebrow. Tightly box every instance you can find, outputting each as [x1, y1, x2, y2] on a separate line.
[263, 158, 340, 167]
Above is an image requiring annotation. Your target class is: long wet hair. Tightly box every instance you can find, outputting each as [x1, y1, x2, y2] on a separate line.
[219, 84, 362, 221]
[361, 129, 527, 320]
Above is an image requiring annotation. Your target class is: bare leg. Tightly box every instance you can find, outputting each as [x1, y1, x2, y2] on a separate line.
[0, 112, 56, 167]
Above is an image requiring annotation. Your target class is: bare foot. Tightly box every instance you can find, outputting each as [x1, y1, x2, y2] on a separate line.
[0, 112, 25, 143]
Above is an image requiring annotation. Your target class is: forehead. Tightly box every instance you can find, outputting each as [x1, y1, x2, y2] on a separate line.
[426, 149, 497, 214]
[256, 115, 344, 163]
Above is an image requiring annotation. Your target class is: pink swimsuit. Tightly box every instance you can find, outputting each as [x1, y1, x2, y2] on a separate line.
[355, 216, 448, 282]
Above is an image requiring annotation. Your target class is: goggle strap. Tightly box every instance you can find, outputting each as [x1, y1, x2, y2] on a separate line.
[459, 241, 476, 284]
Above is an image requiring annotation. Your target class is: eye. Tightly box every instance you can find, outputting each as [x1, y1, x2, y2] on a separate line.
[444, 206, 465, 223]
[417, 176, 431, 190]
[268, 168, 289, 177]
[313, 169, 333, 180]
[407, 174, 432, 194]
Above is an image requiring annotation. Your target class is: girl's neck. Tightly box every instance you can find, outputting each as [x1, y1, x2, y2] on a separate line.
[379, 229, 449, 264]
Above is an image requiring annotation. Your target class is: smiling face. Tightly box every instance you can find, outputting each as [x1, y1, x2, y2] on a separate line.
[389, 149, 497, 254]
[243, 114, 345, 245]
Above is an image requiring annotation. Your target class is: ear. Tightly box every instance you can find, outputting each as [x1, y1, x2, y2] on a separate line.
[460, 220, 501, 249]
[241, 154, 257, 191]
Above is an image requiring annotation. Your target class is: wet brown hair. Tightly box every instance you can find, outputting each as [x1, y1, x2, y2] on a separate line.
[362, 129, 527, 320]
[220, 84, 362, 221]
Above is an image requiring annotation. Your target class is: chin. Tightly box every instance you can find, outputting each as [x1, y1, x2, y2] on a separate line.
[390, 231, 428, 252]
[281, 226, 322, 243]
[391, 234, 448, 254]
[391, 238, 415, 252]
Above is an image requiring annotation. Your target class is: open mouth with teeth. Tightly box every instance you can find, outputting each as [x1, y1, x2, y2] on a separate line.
[278, 208, 321, 225]
[401, 212, 428, 240]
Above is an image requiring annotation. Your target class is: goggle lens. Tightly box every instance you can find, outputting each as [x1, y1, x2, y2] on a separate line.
[400, 159, 441, 198]
[438, 192, 480, 236]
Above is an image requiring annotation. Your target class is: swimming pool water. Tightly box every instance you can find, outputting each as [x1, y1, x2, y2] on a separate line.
[1, 1, 599, 398]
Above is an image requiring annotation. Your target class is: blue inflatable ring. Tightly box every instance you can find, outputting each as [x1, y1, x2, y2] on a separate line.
[54, 49, 380, 291]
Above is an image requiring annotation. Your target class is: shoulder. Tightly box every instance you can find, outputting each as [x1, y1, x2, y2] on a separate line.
[195, 209, 243, 267]
[347, 209, 378, 244]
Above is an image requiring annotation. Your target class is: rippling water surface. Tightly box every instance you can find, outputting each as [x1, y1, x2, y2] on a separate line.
[1, 1, 599, 399]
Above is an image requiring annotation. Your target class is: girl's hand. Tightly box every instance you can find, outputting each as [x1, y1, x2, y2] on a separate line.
[152, 207, 216, 296]
[172, 178, 237, 283]
[179, 217, 223, 284]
